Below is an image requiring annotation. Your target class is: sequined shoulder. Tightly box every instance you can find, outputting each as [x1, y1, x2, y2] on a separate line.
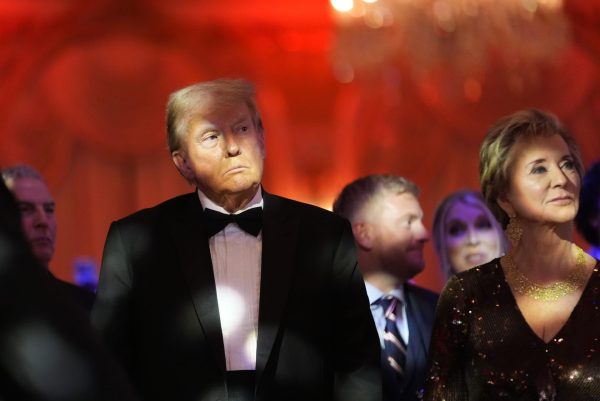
[448, 258, 504, 296]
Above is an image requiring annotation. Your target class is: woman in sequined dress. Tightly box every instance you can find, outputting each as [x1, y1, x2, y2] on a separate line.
[424, 109, 600, 401]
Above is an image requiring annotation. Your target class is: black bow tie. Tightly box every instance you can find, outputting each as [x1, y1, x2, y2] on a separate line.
[203, 207, 263, 237]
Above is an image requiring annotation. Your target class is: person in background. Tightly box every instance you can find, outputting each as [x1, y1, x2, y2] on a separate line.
[432, 189, 508, 282]
[424, 109, 600, 400]
[0, 179, 137, 400]
[1, 165, 95, 312]
[575, 159, 600, 259]
[333, 174, 438, 401]
[92, 78, 381, 401]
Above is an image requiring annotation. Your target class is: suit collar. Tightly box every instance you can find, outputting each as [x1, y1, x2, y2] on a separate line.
[364, 281, 407, 305]
[404, 283, 429, 351]
[402, 283, 430, 390]
[197, 186, 264, 214]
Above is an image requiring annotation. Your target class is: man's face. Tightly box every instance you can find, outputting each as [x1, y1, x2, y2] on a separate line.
[10, 177, 57, 267]
[172, 97, 265, 206]
[367, 192, 429, 281]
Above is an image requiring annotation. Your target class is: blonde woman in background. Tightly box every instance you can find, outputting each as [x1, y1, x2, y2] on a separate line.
[432, 190, 508, 282]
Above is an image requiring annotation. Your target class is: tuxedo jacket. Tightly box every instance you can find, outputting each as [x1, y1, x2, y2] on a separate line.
[382, 283, 438, 401]
[91, 191, 381, 401]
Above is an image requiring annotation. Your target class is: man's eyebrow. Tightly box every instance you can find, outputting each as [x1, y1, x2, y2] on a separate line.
[233, 116, 251, 126]
[15, 201, 55, 207]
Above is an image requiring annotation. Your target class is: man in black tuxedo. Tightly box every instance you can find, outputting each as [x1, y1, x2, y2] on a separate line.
[333, 175, 439, 401]
[1, 165, 95, 312]
[91, 78, 381, 401]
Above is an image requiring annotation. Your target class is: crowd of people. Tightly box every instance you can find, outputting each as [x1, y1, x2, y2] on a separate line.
[1, 78, 599, 401]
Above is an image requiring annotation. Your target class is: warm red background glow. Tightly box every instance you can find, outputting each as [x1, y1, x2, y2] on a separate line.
[1, 0, 599, 292]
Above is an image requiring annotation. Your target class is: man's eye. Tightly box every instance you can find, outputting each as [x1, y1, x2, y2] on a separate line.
[18, 205, 34, 215]
[200, 133, 220, 148]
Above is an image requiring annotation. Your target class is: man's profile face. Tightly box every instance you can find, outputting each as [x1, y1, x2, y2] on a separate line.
[173, 97, 265, 204]
[368, 191, 429, 280]
[11, 177, 57, 267]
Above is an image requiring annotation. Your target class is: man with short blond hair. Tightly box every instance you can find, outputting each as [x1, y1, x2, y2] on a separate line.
[334, 174, 438, 401]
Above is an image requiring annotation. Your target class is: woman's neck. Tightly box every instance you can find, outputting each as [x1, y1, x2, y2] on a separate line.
[510, 219, 575, 282]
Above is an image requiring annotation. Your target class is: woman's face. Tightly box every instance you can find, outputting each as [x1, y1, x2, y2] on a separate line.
[445, 201, 501, 273]
[502, 134, 580, 227]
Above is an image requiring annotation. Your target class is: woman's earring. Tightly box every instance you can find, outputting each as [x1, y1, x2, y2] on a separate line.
[505, 214, 522, 247]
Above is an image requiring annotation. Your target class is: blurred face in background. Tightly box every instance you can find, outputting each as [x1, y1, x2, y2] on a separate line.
[10, 177, 57, 267]
[444, 201, 501, 273]
[367, 191, 429, 280]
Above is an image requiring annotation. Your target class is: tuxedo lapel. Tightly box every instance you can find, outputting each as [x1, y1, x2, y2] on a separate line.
[163, 193, 226, 372]
[255, 193, 299, 385]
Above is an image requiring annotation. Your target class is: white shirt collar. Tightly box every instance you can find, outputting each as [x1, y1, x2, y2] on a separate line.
[364, 281, 406, 306]
[197, 187, 263, 214]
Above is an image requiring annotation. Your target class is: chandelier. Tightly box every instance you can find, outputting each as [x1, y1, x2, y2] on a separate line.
[330, 0, 570, 83]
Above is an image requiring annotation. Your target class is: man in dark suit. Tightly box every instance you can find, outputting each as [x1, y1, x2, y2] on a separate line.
[1, 165, 95, 312]
[91, 78, 381, 401]
[333, 175, 439, 401]
[0, 180, 137, 401]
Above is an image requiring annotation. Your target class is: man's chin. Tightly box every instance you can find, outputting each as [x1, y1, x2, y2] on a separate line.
[405, 260, 426, 279]
[32, 248, 53, 267]
[223, 175, 260, 191]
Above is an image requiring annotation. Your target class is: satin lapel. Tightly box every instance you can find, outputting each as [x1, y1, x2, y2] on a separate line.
[255, 193, 299, 384]
[163, 192, 226, 372]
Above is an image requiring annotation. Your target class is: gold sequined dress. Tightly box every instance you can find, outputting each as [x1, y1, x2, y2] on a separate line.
[424, 258, 600, 401]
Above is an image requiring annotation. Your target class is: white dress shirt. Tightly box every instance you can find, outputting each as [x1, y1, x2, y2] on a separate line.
[198, 189, 263, 371]
[364, 281, 410, 349]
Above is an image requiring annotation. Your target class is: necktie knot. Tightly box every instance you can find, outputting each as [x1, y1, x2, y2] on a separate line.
[379, 295, 400, 319]
[203, 207, 263, 237]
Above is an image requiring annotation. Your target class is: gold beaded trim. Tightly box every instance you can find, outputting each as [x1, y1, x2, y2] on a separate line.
[503, 245, 587, 302]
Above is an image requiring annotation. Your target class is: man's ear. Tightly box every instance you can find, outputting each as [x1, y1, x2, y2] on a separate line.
[352, 222, 374, 251]
[171, 150, 194, 184]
